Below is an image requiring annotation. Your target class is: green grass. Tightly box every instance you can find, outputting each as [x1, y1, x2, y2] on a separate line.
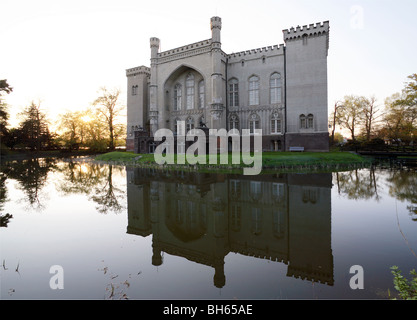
[95, 151, 371, 173]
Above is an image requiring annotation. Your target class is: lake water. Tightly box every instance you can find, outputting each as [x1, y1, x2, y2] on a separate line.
[1, 157, 416, 300]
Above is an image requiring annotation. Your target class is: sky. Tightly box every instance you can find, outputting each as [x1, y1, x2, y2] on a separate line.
[1, 0, 417, 130]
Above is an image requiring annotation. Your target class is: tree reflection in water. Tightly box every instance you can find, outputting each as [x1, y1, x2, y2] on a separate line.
[0, 158, 126, 214]
[1, 158, 57, 211]
[56, 160, 126, 214]
[334, 165, 417, 219]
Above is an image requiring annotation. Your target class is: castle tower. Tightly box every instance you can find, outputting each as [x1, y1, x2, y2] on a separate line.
[283, 22, 330, 151]
[126, 66, 150, 151]
[149, 37, 160, 136]
[209, 16, 226, 130]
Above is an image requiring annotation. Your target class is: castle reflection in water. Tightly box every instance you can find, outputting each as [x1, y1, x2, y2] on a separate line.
[126, 168, 334, 288]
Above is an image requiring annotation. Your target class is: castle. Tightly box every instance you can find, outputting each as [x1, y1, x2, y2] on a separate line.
[126, 17, 330, 153]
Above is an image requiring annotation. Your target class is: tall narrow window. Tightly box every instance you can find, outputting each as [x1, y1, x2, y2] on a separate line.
[229, 114, 239, 130]
[271, 111, 281, 134]
[174, 84, 182, 111]
[249, 113, 260, 134]
[251, 207, 262, 236]
[300, 114, 306, 129]
[229, 79, 239, 107]
[249, 76, 260, 106]
[271, 118, 282, 134]
[307, 114, 314, 129]
[174, 119, 184, 136]
[198, 80, 205, 108]
[186, 74, 195, 110]
[186, 117, 194, 132]
[270, 73, 282, 104]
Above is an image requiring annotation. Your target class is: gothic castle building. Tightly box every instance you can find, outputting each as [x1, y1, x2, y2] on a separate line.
[126, 17, 330, 153]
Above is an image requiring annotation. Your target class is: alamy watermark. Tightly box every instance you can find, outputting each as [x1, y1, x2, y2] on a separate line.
[349, 265, 364, 290]
[153, 122, 263, 176]
[49, 265, 64, 290]
[350, 5, 365, 30]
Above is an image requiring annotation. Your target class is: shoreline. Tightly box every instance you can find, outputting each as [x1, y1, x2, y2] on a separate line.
[0, 150, 375, 174]
[93, 151, 374, 174]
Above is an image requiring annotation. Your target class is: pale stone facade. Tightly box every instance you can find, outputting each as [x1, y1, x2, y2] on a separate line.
[126, 17, 330, 152]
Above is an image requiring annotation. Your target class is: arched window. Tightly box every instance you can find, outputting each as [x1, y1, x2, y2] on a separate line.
[249, 76, 260, 106]
[270, 73, 282, 104]
[300, 114, 306, 129]
[186, 74, 195, 110]
[249, 113, 260, 134]
[186, 117, 194, 132]
[229, 113, 239, 130]
[271, 111, 282, 134]
[198, 80, 205, 108]
[229, 78, 239, 107]
[174, 84, 182, 111]
[307, 114, 314, 129]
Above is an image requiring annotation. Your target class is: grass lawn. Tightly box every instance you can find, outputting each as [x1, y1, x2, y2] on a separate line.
[95, 151, 371, 173]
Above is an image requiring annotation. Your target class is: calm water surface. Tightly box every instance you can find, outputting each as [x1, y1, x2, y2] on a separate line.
[0, 157, 416, 299]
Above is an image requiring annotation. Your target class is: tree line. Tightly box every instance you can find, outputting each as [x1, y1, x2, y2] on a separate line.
[330, 73, 416, 148]
[0, 81, 126, 154]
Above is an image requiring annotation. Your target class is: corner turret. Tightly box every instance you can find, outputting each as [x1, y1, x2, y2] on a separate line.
[210, 16, 222, 47]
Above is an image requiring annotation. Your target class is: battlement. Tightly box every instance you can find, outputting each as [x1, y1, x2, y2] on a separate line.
[210, 16, 222, 30]
[156, 39, 213, 64]
[283, 21, 329, 41]
[126, 65, 150, 77]
[150, 37, 160, 48]
[227, 44, 285, 62]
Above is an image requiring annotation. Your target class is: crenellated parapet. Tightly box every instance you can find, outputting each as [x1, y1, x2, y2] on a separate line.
[227, 44, 285, 63]
[156, 39, 213, 64]
[126, 65, 150, 77]
[283, 21, 330, 49]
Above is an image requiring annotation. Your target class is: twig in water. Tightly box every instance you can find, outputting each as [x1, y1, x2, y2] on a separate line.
[396, 201, 417, 259]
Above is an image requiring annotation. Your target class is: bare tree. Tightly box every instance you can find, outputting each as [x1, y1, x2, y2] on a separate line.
[329, 101, 344, 144]
[338, 95, 363, 141]
[92, 87, 124, 151]
[361, 96, 381, 141]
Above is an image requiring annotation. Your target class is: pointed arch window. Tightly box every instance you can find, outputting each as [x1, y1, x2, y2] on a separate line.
[174, 84, 182, 111]
[249, 75, 260, 106]
[186, 74, 195, 110]
[270, 73, 282, 104]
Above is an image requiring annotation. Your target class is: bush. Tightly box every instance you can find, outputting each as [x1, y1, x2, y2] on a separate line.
[390, 266, 417, 300]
